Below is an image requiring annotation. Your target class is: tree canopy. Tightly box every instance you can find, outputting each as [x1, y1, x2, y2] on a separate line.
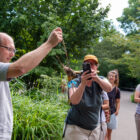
[0, 0, 140, 88]
[117, 0, 140, 35]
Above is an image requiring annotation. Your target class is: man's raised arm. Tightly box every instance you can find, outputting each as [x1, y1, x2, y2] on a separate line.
[7, 27, 63, 78]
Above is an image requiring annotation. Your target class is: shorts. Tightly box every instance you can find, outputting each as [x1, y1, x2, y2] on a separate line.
[99, 122, 107, 140]
[107, 113, 117, 130]
[63, 124, 100, 140]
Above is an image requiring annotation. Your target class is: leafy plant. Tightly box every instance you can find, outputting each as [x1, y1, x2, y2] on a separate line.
[12, 94, 69, 140]
[130, 93, 135, 103]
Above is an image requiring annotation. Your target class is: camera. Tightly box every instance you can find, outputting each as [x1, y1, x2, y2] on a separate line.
[82, 62, 92, 80]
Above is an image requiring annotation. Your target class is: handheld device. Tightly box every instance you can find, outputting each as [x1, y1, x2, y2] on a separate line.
[82, 62, 92, 80]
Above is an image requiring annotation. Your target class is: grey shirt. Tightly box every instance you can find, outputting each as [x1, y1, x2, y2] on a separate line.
[101, 91, 109, 122]
[0, 62, 13, 139]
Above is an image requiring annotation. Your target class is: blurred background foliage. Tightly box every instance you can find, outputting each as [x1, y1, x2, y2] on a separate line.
[0, 0, 139, 88]
[0, 0, 140, 139]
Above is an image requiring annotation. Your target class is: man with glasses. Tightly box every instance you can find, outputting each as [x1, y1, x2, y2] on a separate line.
[0, 27, 63, 140]
[63, 54, 112, 140]
[0, 45, 16, 53]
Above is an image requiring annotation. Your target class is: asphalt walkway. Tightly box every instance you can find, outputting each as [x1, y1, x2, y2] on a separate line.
[112, 90, 137, 140]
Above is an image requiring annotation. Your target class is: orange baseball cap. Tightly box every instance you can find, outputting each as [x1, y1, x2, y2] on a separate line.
[84, 54, 98, 64]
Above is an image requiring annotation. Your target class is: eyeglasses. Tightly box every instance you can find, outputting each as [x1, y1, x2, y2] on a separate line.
[0, 45, 16, 53]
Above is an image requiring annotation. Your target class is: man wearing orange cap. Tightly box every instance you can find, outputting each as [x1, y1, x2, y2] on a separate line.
[63, 54, 112, 140]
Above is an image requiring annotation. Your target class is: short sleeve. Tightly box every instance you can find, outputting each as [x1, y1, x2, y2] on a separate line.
[115, 87, 121, 99]
[102, 91, 109, 100]
[136, 84, 140, 92]
[0, 62, 11, 81]
[68, 78, 80, 88]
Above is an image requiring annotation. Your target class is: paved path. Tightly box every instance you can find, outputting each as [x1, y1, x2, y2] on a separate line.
[112, 90, 137, 140]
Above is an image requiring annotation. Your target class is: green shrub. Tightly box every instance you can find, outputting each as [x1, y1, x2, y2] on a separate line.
[130, 93, 135, 103]
[10, 73, 69, 139]
[10, 78, 26, 94]
[11, 74, 65, 101]
[12, 94, 69, 140]
[11, 66, 60, 90]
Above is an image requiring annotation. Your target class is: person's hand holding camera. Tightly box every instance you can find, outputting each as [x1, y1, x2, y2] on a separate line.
[81, 71, 92, 86]
[90, 69, 98, 81]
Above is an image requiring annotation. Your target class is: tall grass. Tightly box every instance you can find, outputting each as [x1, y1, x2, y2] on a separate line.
[12, 95, 69, 140]
[11, 74, 69, 140]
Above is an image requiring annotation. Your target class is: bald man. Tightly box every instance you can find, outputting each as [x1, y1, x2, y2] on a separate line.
[0, 27, 63, 139]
